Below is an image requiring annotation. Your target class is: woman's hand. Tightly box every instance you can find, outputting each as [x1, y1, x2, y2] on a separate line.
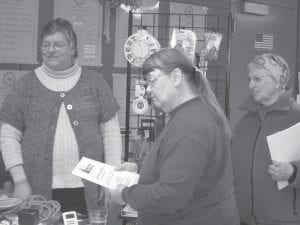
[13, 179, 32, 199]
[109, 162, 137, 206]
[268, 161, 294, 182]
[115, 162, 137, 173]
[109, 184, 126, 205]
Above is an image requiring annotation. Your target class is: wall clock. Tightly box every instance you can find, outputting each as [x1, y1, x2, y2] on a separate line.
[124, 29, 160, 67]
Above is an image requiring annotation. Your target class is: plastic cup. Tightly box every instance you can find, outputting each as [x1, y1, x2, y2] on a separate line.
[88, 207, 108, 225]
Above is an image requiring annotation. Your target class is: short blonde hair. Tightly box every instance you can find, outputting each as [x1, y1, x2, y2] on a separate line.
[247, 53, 290, 88]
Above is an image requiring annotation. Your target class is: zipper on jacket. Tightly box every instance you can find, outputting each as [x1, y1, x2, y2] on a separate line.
[250, 119, 264, 225]
[293, 188, 297, 215]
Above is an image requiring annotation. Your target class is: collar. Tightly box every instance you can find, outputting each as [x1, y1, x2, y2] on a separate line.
[240, 88, 293, 114]
[169, 97, 201, 118]
[42, 61, 80, 79]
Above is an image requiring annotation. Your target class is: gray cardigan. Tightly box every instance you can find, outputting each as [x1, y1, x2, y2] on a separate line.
[0, 67, 119, 210]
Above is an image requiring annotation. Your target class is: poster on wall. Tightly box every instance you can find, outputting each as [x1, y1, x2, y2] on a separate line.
[169, 2, 207, 53]
[113, 7, 159, 68]
[54, 0, 103, 67]
[0, 70, 29, 107]
[0, 0, 39, 64]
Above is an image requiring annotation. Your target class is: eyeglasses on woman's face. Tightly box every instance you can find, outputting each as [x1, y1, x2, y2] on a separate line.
[144, 75, 165, 89]
[41, 41, 69, 51]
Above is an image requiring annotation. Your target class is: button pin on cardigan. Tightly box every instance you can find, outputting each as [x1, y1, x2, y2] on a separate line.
[67, 104, 73, 110]
[60, 92, 65, 98]
[73, 120, 79, 126]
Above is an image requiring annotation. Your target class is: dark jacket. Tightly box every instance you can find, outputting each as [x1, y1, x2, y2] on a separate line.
[123, 97, 239, 225]
[232, 89, 300, 225]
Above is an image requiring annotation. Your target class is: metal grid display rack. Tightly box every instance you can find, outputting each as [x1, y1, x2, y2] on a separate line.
[123, 10, 232, 164]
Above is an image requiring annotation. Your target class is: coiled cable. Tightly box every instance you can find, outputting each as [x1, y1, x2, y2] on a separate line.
[20, 195, 61, 223]
[0, 194, 61, 224]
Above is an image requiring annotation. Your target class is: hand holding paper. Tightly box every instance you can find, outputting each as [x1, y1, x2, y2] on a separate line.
[72, 157, 139, 190]
[266, 122, 300, 189]
[109, 184, 127, 205]
[115, 162, 138, 173]
[268, 161, 294, 182]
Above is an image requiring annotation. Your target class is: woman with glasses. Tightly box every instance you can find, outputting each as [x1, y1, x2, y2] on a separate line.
[0, 18, 122, 215]
[232, 53, 300, 225]
[109, 48, 240, 225]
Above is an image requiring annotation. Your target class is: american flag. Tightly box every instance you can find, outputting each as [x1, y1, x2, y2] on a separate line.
[254, 33, 273, 50]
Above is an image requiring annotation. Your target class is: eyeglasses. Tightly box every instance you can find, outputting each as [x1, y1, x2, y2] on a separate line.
[41, 41, 69, 51]
[144, 75, 165, 89]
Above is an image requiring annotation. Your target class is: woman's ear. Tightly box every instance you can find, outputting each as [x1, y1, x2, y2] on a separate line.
[279, 74, 287, 85]
[172, 68, 183, 87]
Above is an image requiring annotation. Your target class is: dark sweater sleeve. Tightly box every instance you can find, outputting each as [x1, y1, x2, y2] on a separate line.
[0, 76, 29, 132]
[122, 125, 209, 213]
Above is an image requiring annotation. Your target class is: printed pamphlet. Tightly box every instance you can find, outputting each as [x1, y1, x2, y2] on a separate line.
[72, 157, 139, 190]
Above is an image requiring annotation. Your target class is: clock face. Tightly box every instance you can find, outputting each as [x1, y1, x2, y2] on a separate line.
[131, 41, 150, 59]
[124, 29, 160, 67]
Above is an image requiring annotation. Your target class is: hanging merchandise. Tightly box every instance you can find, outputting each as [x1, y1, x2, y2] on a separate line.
[197, 53, 208, 78]
[140, 0, 159, 8]
[108, 0, 159, 10]
[132, 80, 149, 114]
[196, 31, 223, 77]
[202, 31, 223, 61]
[124, 29, 160, 68]
[109, 0, 141, 10]
[170, 28, 197, 62]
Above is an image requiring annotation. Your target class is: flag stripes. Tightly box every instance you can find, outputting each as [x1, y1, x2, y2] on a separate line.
[254, 33, 273, 50]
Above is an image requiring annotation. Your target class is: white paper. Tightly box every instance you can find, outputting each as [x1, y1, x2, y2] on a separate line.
[267, 122, 300, 190]
[121, 204, 138, 218]
[72, 157, 139, 189]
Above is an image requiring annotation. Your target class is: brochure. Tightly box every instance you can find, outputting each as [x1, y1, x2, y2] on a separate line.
[72, 157, 139, 190]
